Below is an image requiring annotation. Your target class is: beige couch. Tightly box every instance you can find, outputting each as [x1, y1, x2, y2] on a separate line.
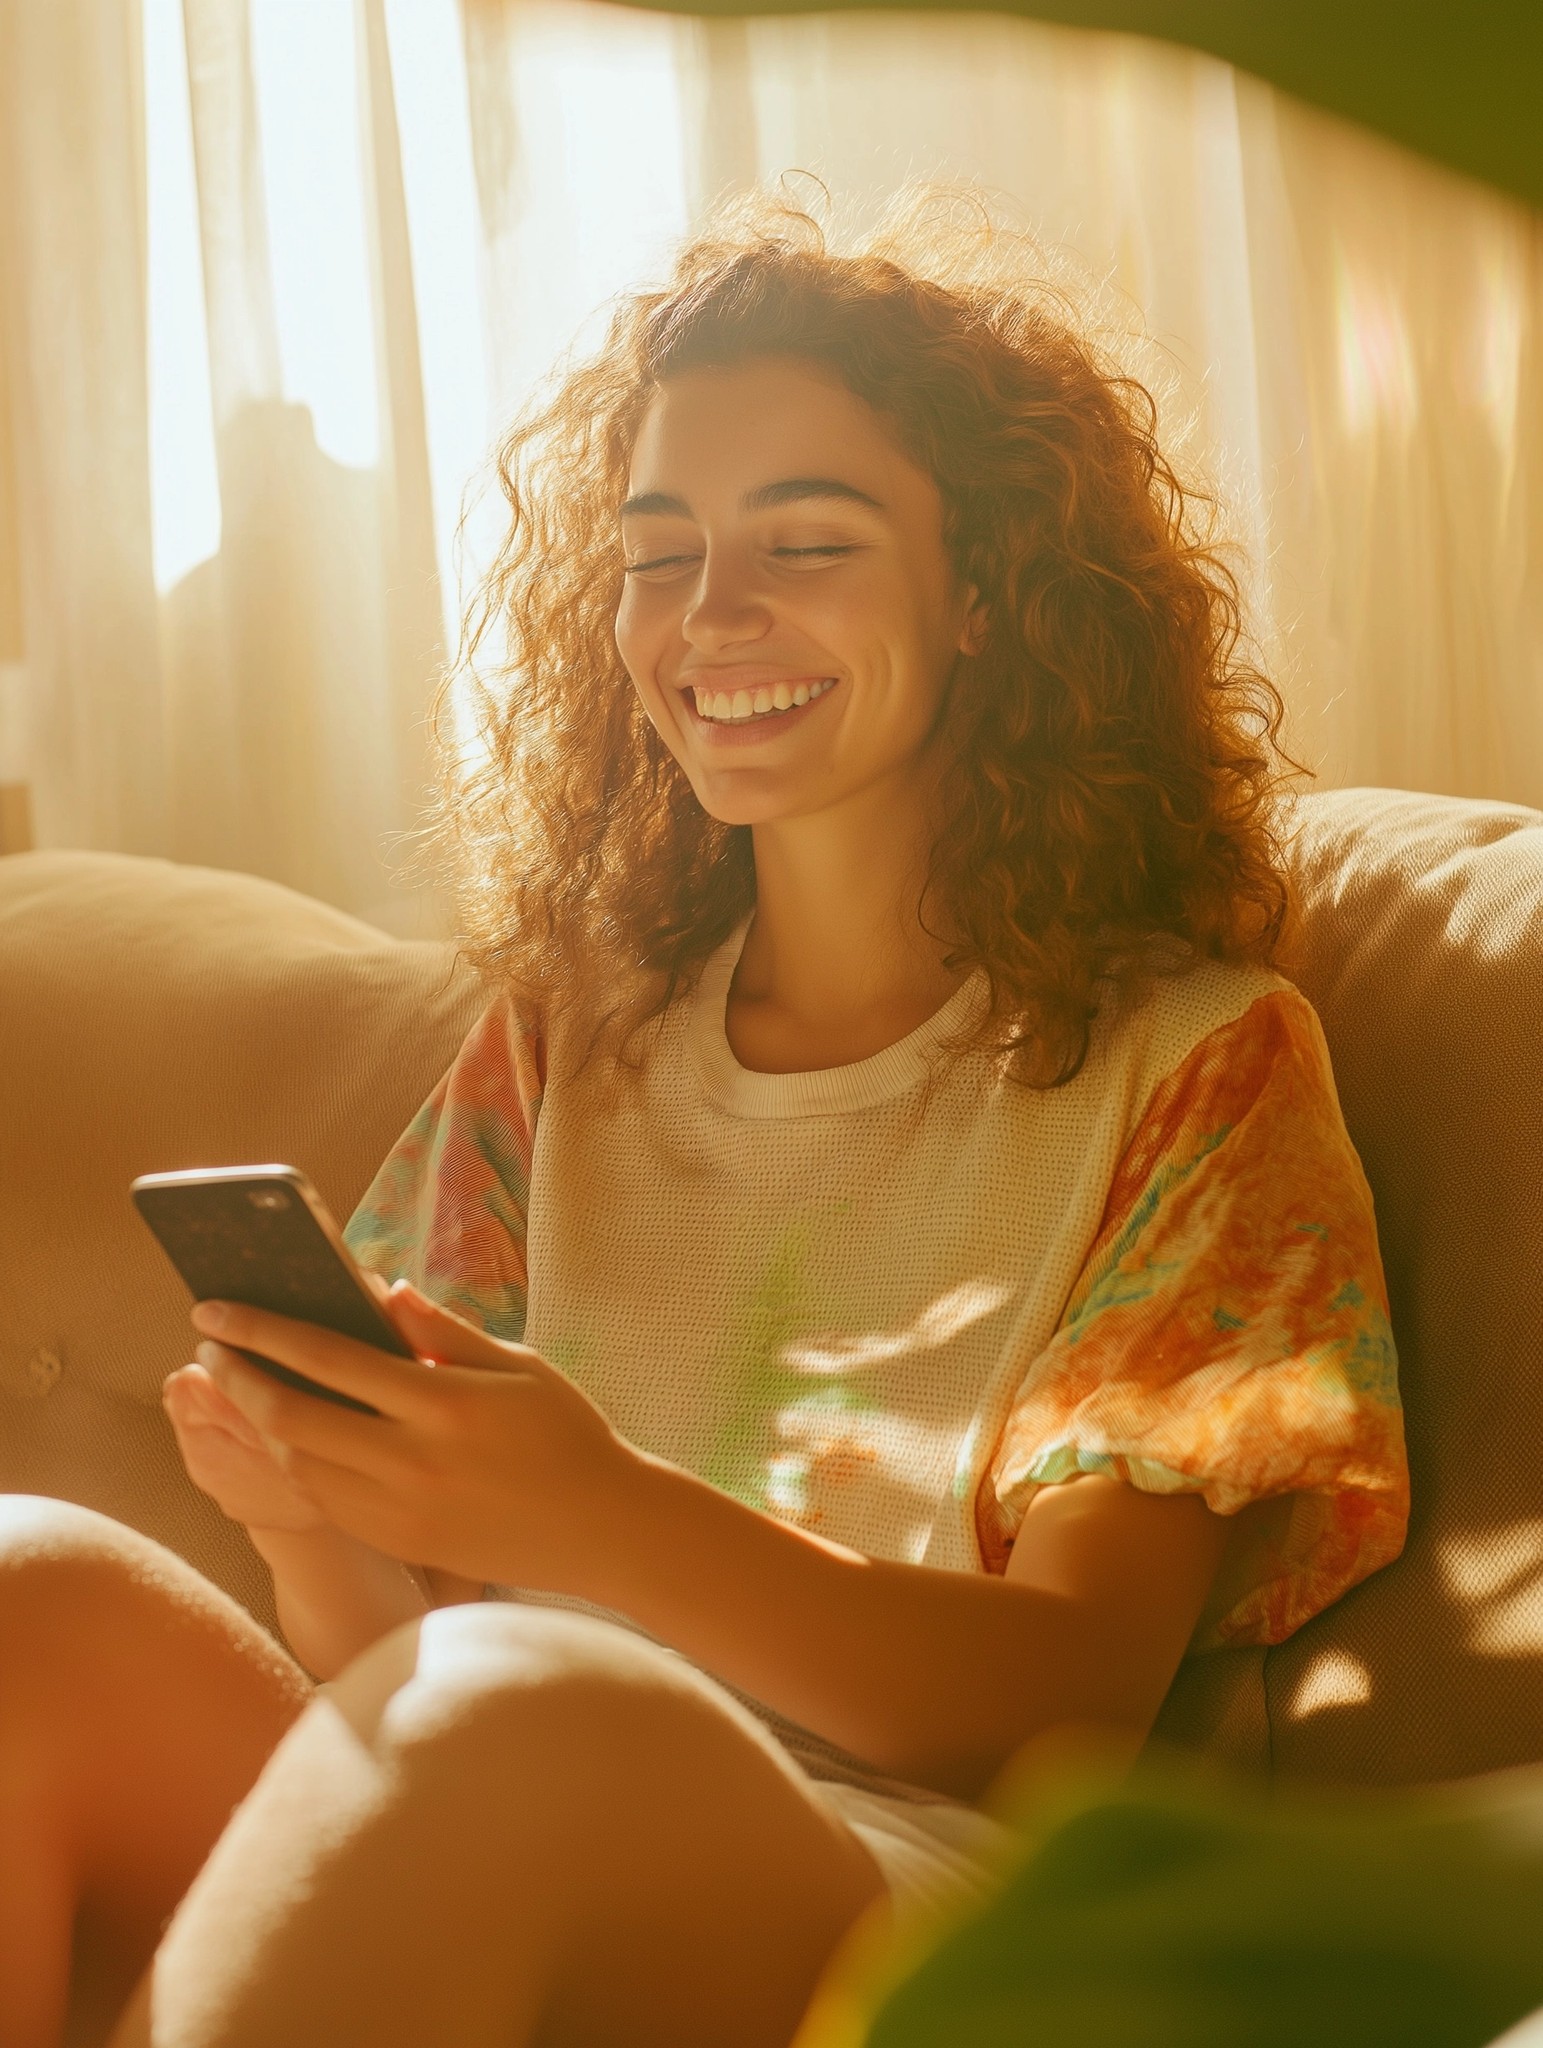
[3, 785, 1541, 1790]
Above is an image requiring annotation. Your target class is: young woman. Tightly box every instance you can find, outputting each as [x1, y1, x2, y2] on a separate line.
[0, 197, 1407, 2048]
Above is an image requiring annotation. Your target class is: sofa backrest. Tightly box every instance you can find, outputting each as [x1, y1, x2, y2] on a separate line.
[0, 851, 486, 1633]
[1158, 788, 1543, 1784]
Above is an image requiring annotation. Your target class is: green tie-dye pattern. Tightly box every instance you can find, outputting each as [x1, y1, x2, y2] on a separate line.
[466, 1133, 531, 1343]
[1063, 1125, 1232, 1343]
[1025, 1443, 1198, 1493]
[702, 1204, 879, 1512]
[1306, 1280, 1398, 1406]
[343, 1095, 530, 1343]
[1349, 1307, 1400, 1403]
[343, 1097, 441, 1265]
[1316, 1304, 1400, 1406]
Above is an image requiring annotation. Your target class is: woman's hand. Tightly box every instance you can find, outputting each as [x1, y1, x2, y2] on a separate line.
[190, 1283, 638, 1594]
[163, 1358, 330, 1534]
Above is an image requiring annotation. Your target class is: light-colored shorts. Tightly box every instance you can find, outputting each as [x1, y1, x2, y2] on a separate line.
[808, 1777, 1020, 1927]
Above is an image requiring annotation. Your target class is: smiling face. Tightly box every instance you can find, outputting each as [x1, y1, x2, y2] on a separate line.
[615, 355, 981, 831]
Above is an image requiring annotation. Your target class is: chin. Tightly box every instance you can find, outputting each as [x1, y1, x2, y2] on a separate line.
[693, 792, 793, 829]
[686, 772, 812, 830]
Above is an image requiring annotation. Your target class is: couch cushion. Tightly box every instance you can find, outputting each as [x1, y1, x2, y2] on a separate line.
[0, 851, 485, 1630]
[1160, 788, 1543, 1784]
[1268, 789, 1543, 1783]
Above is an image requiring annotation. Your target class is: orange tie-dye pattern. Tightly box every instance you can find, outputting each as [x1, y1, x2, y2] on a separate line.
[979, 989, 1409, 1647]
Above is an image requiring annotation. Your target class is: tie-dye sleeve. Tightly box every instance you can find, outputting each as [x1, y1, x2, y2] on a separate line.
[341, 994, 544, 1345]
[979, 986, 1409, 1649]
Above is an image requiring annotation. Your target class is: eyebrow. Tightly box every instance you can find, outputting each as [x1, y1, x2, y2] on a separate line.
[618, 476, 886, 520]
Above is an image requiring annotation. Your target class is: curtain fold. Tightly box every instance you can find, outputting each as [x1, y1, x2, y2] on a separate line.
[0, 0, 165, 858]
[0, 0, 1537, 931]
[161, 0, 446, 932]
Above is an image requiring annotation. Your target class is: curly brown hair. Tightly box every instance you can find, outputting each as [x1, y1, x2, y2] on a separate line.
[423, 188, 1300, 1086]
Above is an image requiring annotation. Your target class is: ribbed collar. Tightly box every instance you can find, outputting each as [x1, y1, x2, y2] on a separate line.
[683, 919, 988, 1120]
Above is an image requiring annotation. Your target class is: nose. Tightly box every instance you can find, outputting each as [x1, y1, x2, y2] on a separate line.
[680, 547, 772, 651]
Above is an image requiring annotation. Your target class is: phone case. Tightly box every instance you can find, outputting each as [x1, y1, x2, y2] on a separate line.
[131, 1165, 413, 1414]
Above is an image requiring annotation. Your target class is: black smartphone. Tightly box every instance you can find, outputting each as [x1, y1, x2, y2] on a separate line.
[131, 1165, 416, 1416]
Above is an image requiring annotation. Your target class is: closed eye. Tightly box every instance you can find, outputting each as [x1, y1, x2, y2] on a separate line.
[623, 554, 697, 576]
[623, 543, 859, 576]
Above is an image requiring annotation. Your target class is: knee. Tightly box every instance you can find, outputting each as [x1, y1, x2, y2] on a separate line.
[328, 1603, 753, 1791]
[0, 1499, 159, 1743]
[0, 1491, 126, 1562]
[0, 1495, 149, 1628]
[0, 1495, 277, 1700]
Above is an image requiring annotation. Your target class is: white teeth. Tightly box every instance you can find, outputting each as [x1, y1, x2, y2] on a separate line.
[690, 677, 839, 722]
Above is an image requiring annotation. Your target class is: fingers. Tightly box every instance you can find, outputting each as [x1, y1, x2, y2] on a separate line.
[162, 1359, 329, 1528]
[187, 1288, 544, 1411]
[384, 1283, 552, 1382]
[198, 1342, 412, 1478]
[162, 1360, 211, 1412]
[163, 1359, 267, 1448]
[188, 1298, 441, 1418]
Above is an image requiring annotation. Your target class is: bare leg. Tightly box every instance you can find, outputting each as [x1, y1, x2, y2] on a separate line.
[116, 1604, 887, 2048]
[0, 1497, 309, 2048]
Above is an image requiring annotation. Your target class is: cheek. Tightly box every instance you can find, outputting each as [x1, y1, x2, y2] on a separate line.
[614, 614, 670, 735]
[853, 571, 950, 694]
[783, 574, 884, 673]
[616, 598, 691, 735]
[612, 593, 649, 684]
[895, 559, 965, 686]
[614, 603, 690, 759]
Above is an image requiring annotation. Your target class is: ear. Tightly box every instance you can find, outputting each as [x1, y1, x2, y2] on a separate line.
[957, 585, 988, 658]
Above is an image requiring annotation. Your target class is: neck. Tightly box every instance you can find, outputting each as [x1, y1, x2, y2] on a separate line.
[734, 770, 961, 1041]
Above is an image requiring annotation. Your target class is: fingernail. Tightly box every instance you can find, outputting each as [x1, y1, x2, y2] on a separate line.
[192, 1300, 229, 1332]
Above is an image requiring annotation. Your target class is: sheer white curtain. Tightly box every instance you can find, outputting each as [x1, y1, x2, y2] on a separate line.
[0, 0, 451, 930]
[0, 0, 1538, 933]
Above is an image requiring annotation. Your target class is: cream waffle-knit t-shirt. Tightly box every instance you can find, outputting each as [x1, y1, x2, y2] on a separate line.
[344, 921, 1407, 1821]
